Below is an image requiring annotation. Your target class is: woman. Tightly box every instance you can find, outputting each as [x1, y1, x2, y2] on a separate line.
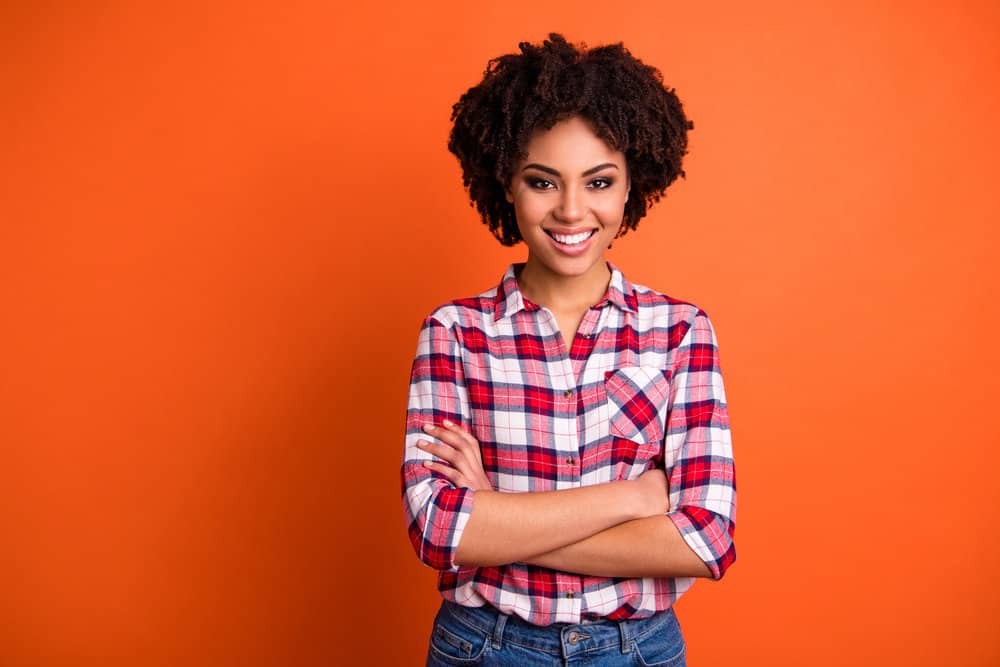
[401, 33, 736, 666]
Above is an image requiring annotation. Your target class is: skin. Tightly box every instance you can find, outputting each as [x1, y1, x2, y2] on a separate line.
[417, 116, 711, 579]
[505, 115, 630, 349]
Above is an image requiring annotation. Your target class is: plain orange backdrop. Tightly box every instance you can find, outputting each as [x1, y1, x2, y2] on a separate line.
[2, 1, 999, 665]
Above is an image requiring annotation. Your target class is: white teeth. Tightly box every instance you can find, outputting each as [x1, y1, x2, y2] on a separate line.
[551, 230, 594, 245]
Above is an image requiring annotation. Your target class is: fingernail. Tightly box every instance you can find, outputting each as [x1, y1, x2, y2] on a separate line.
[442, 419, 454, 427]
[422, 424, 435, 432]
[422, 460, 434, 467]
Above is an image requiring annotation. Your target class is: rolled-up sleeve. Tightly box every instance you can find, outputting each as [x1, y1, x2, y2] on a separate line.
[665, 310, 737, 580]
[400, 314, 476, 571]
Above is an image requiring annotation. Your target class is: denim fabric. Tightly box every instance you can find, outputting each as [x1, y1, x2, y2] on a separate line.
[425, 599, 686, 666]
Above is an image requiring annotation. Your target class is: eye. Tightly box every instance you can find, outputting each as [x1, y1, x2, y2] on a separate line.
[527, 177, 555, 190]
[589, 178, 614, 190]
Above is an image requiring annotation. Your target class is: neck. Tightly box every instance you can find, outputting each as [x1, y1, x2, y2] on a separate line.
[516, 258, 612, 312]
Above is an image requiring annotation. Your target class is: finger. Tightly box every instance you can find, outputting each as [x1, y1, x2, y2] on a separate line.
[415, 439, 461, 466]
[422, 459, 462, 485]
[436, 420, 483, 463]
[422, 424, 488, 482]
[441, 419, 479, 448]
[420, 437, 480, 485]
[434, 423, 483, 468]
[417, 440, 478, 485]
[423, 423, 471, 453]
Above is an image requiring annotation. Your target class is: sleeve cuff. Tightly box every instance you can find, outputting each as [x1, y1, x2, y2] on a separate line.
[426, 486, 476, 571]
[667, 509, 726, 580]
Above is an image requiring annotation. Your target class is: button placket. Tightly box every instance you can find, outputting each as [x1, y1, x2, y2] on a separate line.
[561, 381, 580, 480]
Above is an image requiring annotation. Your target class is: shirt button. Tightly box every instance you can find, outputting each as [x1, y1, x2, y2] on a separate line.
[563, 389, 574, 398]
[565, 591, 575, 599]
[566, 457, 575, 466]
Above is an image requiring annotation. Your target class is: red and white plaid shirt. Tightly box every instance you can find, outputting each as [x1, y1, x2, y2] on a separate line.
[400, 262, 736, 626]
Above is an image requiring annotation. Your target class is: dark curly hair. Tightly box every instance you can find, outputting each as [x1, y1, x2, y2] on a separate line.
[448, 32, 693, 246]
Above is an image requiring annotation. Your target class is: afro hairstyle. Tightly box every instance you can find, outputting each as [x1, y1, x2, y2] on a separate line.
[447, 32, 693, 246]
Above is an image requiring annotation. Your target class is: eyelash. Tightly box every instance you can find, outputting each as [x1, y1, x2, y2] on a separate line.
[526, 177, 614, 191]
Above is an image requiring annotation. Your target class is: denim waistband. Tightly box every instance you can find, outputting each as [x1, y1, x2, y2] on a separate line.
[438, 599, 676, 657]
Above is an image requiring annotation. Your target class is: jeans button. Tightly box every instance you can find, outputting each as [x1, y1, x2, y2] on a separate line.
[567, 631, 580, 644]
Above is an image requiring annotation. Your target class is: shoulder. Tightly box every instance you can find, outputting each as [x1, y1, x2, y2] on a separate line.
[626, 280, 725, 370]
[420, 284, 500, 330]
[629, 278, 709, 334]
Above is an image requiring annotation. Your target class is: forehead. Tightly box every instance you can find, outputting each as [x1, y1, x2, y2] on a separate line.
[521, 116, 623, 166]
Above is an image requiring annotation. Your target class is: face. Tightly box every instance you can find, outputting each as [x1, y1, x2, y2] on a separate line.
[505, 115, 630, 284]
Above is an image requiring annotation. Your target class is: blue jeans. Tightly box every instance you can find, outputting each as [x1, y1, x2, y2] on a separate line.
[425, 599, 686, 666]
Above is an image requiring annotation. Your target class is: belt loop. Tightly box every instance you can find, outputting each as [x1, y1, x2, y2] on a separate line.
[619, 618, 632, 654]
[491, 609, 508, 650]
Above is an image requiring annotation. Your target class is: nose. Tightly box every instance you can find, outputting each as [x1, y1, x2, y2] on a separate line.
[555, 186, 585, 224]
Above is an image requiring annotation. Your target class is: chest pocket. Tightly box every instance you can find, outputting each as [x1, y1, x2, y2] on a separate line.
[604, 366, 672, 476]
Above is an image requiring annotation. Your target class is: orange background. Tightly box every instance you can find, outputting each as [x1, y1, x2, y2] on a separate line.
[2, 1, 999, 665]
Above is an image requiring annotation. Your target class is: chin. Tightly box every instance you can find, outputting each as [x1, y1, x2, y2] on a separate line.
[544, 256, 605, 277]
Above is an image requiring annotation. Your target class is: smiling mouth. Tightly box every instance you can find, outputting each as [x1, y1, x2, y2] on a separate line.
[545, 229, 597, 246]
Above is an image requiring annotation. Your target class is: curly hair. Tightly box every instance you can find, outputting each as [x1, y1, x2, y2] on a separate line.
[448, 32, 693, 246]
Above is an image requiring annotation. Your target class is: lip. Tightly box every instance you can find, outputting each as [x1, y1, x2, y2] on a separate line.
[544, 228, 598, 256]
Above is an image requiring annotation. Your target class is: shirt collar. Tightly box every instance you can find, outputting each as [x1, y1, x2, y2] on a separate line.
[492, 260, 637, 321]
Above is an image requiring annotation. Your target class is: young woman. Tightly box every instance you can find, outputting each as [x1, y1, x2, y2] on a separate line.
[401, 33, 736, 666]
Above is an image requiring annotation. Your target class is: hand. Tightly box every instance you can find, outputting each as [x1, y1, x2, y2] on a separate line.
[634, 466, 670, 516]
[416, 420, 493, 491]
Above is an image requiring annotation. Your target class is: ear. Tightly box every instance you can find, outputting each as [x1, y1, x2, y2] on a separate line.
[504, 186, 514, 204]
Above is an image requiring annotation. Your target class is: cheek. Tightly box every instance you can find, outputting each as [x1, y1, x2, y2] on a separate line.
[595, 196, 628, 226]
[513, 196, 548, 226]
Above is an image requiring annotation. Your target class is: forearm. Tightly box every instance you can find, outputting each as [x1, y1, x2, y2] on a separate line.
[522, 514, 712, 578]
[454, 481, 647, 567]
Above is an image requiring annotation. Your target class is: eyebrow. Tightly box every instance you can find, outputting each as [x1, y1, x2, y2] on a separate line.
[521, 162, 620, 177]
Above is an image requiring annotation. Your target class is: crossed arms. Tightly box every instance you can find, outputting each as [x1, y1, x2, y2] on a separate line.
[416, 420, 711, 578]
[400, 312, 736, 580]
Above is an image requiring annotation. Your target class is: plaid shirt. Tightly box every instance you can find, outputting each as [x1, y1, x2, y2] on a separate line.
[400, 262, 736, 626]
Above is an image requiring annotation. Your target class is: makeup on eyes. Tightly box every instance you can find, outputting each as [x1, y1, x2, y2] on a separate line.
[522, 175, 617, 190]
